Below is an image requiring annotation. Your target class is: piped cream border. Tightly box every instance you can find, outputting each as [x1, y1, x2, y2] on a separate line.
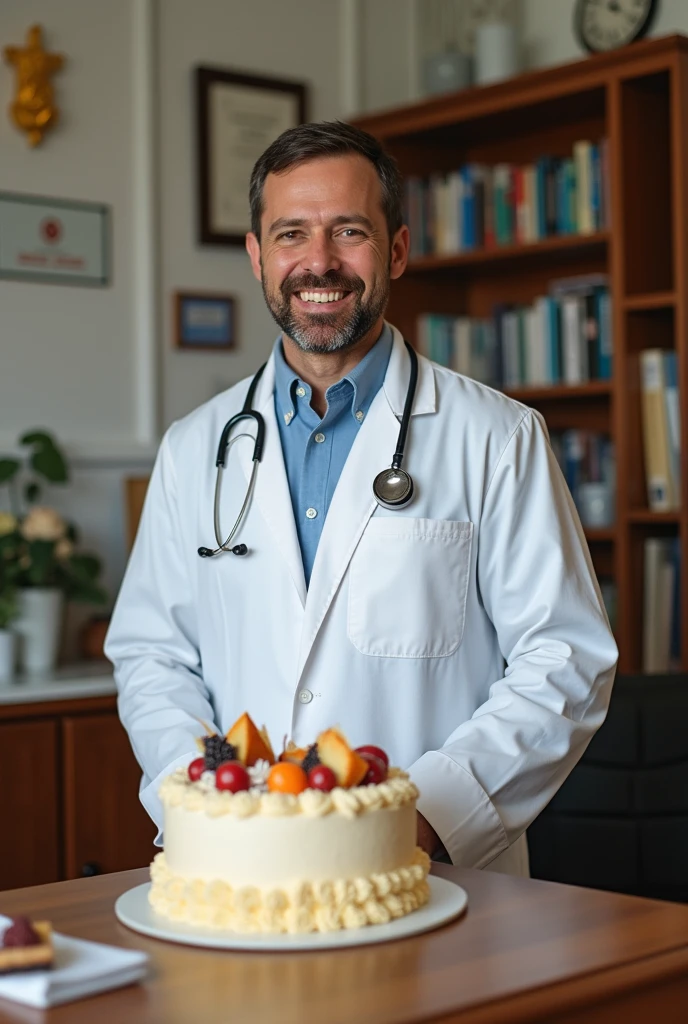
[149, 848, 430, 933]
[159, 766, 418, 820]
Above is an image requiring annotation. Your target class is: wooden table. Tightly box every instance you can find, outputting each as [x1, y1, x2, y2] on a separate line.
[1, 864, 687, 1023]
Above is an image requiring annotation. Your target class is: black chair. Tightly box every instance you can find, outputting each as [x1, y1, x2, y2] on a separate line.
[527, 673, 688, 903]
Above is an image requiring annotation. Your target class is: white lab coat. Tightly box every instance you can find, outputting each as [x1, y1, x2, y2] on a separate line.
[106, 324, 618, 874]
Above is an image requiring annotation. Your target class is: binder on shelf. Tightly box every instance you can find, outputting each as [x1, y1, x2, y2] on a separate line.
[639, 349, 679, 511]
[642, 537, 677, 673]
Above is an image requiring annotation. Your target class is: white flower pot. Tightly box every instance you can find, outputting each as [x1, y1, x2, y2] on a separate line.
[0, 629, 15, 684]
[14, 588, 64, 675]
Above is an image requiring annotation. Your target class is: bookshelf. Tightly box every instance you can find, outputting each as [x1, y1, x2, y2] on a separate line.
[352, 35, 688, 675]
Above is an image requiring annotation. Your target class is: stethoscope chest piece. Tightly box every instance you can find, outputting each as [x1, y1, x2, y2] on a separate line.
[373, 467, 414, 510]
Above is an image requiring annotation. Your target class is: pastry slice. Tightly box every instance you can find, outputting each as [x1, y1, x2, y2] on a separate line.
[0, 917, 53, 973]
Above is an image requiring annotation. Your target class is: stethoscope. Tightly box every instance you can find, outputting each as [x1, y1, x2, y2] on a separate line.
[197, 340, 418, 558]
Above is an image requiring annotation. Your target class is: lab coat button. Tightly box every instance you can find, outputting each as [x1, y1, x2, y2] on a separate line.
[298, 689, 313, 704]
[306, 507, 317, 519]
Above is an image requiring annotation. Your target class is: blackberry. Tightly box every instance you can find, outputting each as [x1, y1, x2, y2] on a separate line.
[203, 734, 238, 771]
[301, 743, 320, 774]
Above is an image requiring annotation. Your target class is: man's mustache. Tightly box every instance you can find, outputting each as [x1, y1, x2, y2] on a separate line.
[282, 273, 363, 297]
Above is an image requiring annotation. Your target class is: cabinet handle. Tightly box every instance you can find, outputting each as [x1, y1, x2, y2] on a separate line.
[81, 861, 101, 877]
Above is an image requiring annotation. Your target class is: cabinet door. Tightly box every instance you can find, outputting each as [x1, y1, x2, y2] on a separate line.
[0, 720, 60, 890]
[62, 713, 156, 879]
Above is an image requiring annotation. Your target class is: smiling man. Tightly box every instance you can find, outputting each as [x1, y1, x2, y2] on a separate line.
[106, 121, 617, 872]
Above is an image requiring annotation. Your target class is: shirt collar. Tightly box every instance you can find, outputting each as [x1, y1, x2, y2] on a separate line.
[273, 323, 393, 425]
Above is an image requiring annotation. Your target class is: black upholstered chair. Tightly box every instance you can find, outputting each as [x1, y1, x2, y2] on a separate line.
[527, 673, 688, 903]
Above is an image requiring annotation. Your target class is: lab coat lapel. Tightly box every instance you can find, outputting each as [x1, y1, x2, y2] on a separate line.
[296, 326, 436, 680]
[235, 355, 307, 608]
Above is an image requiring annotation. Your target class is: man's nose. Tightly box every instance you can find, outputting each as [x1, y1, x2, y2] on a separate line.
[301, 232, 341, 277]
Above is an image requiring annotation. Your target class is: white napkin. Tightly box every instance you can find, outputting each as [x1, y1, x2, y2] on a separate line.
[0, 915, 149, 1008]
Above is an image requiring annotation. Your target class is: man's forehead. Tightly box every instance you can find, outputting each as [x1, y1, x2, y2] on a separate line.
[261, 154, 383, 223]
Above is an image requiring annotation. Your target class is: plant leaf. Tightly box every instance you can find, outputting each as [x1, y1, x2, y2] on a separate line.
[0, 458, 20, 483]
[19, 431, 69, 483]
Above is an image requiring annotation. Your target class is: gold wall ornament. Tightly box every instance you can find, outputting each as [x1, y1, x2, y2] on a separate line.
[4, 25, 65, 147]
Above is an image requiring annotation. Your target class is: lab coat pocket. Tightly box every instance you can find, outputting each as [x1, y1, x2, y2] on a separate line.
[347, 517, 473, 658]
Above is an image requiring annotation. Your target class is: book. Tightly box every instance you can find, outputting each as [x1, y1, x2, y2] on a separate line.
[639, 349, 678, 510]
[642, 537, 675, 673]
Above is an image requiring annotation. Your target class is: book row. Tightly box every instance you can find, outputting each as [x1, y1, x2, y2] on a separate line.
[405, 138, 609, 257]
[640, 349, 681, 512]
[417, 276, 612, 390]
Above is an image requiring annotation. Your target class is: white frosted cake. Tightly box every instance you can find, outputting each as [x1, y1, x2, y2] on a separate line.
[149, 715, 430, 934]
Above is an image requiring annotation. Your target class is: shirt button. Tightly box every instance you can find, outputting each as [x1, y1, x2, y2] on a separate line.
[296, 386, 306, 397]
[314, 432, 325, 443]
[355, 410, 364, 422]
[284, 410, 294, 425]
[298, 689, 313, 704]
[306, 507, 318, 519]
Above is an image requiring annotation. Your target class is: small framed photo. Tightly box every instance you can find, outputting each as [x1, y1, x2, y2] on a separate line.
[196, 66, 307, 246]
[174, 292, 236, 351]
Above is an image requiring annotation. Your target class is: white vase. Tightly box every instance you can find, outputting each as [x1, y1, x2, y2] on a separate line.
[14, 588, 64, 675]
[475, 21, 519, 85]
[0, 629, 15, 684]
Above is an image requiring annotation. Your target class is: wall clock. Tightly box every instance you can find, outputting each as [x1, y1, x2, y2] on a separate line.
[575, 0, 659, 53]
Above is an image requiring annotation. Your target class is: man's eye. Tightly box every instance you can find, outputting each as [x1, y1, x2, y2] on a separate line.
[278, 231, 302, 241]
[340, 228, 364, 238]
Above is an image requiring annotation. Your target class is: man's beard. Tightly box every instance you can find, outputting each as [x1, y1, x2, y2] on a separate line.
[261, 267, 390, 354]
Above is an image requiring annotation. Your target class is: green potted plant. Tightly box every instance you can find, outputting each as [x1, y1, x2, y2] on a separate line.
[0, 431, 107, 675]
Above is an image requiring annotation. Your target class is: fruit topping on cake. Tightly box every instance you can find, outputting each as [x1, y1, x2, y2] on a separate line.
[267, 761, 308, 795]
[317, 728, 369, 788]
[226, 712, 276, 767]
[0, 917, 53, 974]
[187, 713, 390, 792]
[307, 764, 337, 791]
[202, 734, 238, 771]
[215, 761, 251, 793]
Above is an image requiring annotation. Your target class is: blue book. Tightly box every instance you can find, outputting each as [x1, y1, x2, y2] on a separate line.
[461, 166, 475, 249]
[596, 288, 613, 379]
[546, 296, 561, 383]
[590, 144, 601, 231]
[535, 158, 549, 239]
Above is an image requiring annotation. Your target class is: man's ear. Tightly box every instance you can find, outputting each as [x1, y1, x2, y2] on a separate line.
[246, 232, 262, 282]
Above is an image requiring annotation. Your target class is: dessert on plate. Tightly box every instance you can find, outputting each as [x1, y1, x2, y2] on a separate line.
[0, 916, 53, 973]
[149, 713, 430, 934]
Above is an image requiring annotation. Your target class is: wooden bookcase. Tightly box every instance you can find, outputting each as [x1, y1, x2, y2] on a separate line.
[352, 35, 688, 675]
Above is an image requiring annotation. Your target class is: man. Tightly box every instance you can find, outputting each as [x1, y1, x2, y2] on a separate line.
[106, 121, 618, 873]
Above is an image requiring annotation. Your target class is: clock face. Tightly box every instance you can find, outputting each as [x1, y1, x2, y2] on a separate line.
[575, 0, 658, 53]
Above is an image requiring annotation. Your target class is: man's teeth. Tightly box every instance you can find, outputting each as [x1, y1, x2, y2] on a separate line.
[298, 291, 345, 303]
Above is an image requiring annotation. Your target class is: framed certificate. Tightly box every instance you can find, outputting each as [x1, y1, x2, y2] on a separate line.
[0, 192, 109, 286]
[174, 291, 236, 351]
[196, 66, 307, 247]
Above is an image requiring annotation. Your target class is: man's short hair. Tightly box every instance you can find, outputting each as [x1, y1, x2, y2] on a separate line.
[249, 120, 404, 241]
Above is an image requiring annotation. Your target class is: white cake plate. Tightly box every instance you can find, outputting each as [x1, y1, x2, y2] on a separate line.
[114, 876, 467, 951]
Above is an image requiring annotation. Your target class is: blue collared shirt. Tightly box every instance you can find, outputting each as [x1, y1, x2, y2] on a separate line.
[274, 324, 393, 586]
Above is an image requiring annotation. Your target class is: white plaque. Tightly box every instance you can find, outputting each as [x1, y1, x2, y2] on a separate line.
[0, 192, 109, 285]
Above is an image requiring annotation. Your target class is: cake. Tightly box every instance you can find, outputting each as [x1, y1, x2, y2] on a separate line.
[149, 713, 430, 934]
[0, 917, 53, 973]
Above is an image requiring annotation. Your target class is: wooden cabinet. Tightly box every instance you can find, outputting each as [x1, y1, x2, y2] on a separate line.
[62, 713, 156, 880]
[0, 720, 60, 890]
[0, 695, 156, 891]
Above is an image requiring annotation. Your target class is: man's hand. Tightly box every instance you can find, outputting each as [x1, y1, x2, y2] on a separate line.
[416, 810, 447, 859]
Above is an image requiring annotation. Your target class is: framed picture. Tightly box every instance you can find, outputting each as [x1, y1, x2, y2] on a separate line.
[196, 66, 307, 246]
[0, 191, 109, 286]
[174, 292, 236, 351]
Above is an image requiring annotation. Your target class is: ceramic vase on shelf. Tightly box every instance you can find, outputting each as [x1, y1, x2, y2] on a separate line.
[14, 587, 63, 675]
[474, 20, 519, 85]
[0, 628, 15, 684]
